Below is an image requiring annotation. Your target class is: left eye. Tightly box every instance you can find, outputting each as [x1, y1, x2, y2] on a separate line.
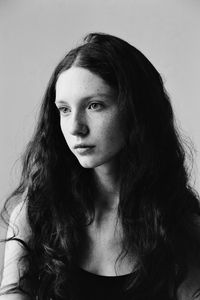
[88, 103, 103, 110]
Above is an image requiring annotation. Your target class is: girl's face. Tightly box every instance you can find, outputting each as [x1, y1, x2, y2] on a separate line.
[55, 67, 125, 169]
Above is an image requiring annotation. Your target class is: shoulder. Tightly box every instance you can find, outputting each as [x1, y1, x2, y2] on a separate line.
[177, 215, 200, 299]
[7, 200, 31, 240]
[0, 200, 31, 293]
[177, 263, 200, 300]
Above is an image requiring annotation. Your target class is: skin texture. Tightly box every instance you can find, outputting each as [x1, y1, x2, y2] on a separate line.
[55, 67, 130, 275]
[55, 67, 125, 172]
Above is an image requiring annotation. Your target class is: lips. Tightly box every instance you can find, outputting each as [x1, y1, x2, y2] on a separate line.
[74, 144, 95, 149]
[74, 145, 95, 155]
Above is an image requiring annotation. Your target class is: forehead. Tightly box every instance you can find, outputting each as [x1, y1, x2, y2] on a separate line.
[55, 67, 113, 101]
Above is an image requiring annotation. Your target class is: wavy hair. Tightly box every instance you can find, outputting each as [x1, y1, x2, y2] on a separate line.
[1, 32, 200, 300]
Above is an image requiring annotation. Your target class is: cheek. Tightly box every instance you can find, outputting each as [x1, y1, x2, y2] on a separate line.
[99, 117, 124, 146]
[60, 122, 70, 144]
[60, 121, 66, 138]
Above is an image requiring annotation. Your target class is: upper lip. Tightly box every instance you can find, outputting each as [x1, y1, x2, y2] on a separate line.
[74, 144, 95, 149]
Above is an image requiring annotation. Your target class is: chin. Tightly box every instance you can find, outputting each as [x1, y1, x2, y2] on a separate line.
[77, 157, 105, 169]
[76, 157, 95, 168]
[78, 161, 99, 169]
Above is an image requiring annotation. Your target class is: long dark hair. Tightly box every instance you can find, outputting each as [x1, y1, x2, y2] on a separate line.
[1, 32, 200, 299]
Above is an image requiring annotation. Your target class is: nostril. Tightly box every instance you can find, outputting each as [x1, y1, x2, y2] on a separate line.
[70, 122, 88, 136]
[79, 124, 89, 135]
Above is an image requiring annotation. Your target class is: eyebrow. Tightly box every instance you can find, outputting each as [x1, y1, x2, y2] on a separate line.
[55, 93, 113, 104]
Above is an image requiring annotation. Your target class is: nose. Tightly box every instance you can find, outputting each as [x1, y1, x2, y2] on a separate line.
[68, 111, 89, 136]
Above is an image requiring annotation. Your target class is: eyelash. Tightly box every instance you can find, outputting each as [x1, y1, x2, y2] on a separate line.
[57, 102, 104, 115]
[88, 102, 104, 110]
[57, 107, 70, 114]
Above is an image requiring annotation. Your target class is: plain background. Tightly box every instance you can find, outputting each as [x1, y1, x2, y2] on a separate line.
[0, 0, 200, 281]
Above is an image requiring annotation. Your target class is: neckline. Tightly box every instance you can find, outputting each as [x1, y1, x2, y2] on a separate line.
[77, 266, 133, 278]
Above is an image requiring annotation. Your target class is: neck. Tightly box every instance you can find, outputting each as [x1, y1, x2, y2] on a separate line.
[92, 161, 121, 224]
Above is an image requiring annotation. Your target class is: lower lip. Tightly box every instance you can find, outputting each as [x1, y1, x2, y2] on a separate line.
[75, 147, 95, 155]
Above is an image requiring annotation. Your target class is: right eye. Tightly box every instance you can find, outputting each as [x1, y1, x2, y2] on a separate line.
[57, 106, 70, 115]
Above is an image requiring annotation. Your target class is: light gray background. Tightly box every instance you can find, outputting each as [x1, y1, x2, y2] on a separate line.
[0, 0, 200, 209]
[0, 0, 200, 285]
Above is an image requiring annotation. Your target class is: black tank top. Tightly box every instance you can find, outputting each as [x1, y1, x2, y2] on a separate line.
[69, 265, 133, 300]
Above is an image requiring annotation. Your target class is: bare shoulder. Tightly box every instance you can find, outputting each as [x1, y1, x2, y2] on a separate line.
[177, 263, 200, 300]
[177, 216, 200, 300]
[0, 200, 31, 294]
[0, 294, 31, 300]
[7, 200, 31, 240]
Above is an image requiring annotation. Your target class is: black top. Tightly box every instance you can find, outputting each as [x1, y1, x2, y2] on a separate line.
[69, 265, 133, 300]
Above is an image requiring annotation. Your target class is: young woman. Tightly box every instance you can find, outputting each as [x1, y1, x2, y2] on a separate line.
[0, 32, 200, 300]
